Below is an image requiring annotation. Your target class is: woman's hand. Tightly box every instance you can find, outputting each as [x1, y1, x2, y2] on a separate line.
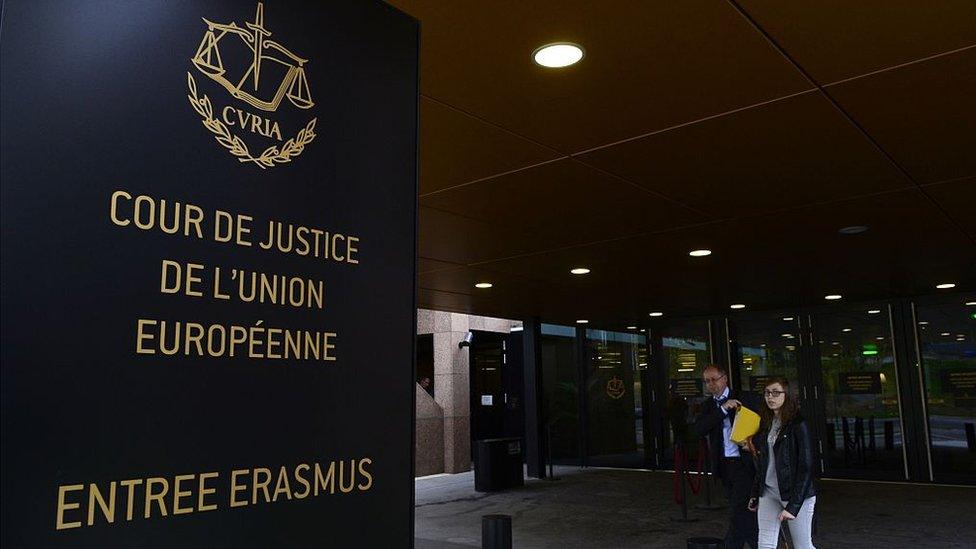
[778, 510, 795, 522]
[747, 498, 758, 512]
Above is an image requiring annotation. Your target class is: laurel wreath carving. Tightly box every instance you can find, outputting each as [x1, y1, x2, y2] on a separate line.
[187, 72, 316, 169]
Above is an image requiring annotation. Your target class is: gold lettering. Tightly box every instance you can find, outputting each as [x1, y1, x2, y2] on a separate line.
[252, 468, 272, 504]
[272, 466, 292, 502]
[230, 469, 249, 508]
[110, 190, 131, 227]
[120, 479, 143, 521]
[136, 319, 156, 354]
[198, 472, 219, 512]
[358, 458, 373, 491]
[172, 474, 195, 515]
[144, 477, 169, 519]
[56, 484, 84, 530]
[293, 464, 311, 499]
[87, 482, 117, 526]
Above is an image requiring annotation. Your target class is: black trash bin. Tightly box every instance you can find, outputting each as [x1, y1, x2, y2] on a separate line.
[474, 437, 524, 492]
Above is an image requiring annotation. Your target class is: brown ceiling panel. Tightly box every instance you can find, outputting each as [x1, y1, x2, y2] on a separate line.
[419, 97, 562, 194]
[388, 0, 810, 153]
[418, 257, 464, 275]
[827, 48, 976, 185]
[736, 0, 976, 84]
[922, 178, 976, 239]
[422, 158, 707, 248]
[453, 189, 974, 324]
[577, 92, 913, 217]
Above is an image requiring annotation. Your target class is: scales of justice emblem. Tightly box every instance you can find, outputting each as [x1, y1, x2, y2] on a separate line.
[187, 2, 317, 168]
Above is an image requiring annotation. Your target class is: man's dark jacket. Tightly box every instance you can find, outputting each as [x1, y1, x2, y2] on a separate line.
[694, 390, 760, 477]
[750, 413, 818, 516]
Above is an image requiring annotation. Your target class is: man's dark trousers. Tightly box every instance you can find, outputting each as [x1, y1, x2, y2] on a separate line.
[719, 456, 758, 549]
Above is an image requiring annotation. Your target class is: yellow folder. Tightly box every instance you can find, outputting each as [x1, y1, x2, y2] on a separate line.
[730, 406, 761, 444]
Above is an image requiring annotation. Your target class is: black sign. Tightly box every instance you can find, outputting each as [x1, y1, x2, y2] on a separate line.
[1, 1, 417, 547]
[942, 369, 976, 406]
[673, 378, 705, 398]
[838, 372, 883, 394]
[749, 375, 777, 393]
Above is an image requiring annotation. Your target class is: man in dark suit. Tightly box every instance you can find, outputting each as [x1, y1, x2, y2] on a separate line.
[695, 364, 759, 549]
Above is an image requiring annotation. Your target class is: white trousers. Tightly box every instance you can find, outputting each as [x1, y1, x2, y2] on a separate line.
[757, 494, 816, 549]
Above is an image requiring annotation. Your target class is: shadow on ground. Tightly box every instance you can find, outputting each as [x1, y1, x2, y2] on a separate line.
[415, 466, 976, 548]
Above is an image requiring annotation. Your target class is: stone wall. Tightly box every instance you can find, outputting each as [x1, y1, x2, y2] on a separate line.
[415, 309, 518, 475]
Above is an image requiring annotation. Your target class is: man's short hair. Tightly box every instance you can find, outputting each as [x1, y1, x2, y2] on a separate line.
[703, 363, 727, 376]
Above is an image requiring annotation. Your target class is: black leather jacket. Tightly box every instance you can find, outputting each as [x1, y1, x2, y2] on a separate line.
[750, 414, 817, 516]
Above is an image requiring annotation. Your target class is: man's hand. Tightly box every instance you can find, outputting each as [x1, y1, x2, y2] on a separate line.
[778, 509, 795, 522]
[747, 498, 758, 512]
[722, 398, 741, 411]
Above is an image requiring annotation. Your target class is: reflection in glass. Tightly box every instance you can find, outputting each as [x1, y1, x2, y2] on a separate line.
[541, 324, 579, 464]
[658, 322, 711, 468]
[733, 313, 802, 398]
[916, 295, 976, 483]
[818, 305, 905, 479]
[584, 329, 648, 468]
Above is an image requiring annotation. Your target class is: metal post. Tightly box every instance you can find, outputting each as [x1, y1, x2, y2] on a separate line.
[481, 514, 512, 549]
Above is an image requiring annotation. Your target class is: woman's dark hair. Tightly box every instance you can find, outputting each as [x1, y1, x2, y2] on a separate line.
[759, 377, 799, 430]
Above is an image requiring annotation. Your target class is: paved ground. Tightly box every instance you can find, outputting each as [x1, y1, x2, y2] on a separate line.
[415, 466, 976, 548]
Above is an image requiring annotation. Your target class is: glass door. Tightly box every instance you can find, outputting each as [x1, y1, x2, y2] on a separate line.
[654, 320, 713, 469]
[814, 304, 907, 480]
[914, 294, 976, 484]
[731, 311, 804, 405]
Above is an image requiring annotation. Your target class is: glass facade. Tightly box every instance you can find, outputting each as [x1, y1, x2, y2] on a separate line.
[583, 329, 648, 468]
[816, 305, 905, 479]
[521, 293, 974, 485]
[916, 295, 976, 482]
[541, 324, 580, 464]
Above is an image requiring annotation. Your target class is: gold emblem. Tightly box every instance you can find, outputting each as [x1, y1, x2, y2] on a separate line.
[606, 376, 626, 400]
[187, 3, 316, 168]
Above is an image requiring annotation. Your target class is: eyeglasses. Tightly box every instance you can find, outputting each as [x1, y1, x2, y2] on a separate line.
[764, 390, 786, 397]
[703, 374, 726, 384]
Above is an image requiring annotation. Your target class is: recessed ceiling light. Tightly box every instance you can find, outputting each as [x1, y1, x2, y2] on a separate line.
[533, 43, 584, 68]
[639, 329, 646, 332]
[627, 326, 637, 330]
[941, 332, 951, 336]
[957, 334, 966, 338]
[832, 341, 840, 345]
[876, 336, 885, 341]
[781, 333, 793, 338]
[936, 283, 956, 289]
[918, 321, 929, 325]
[475, 282, 493, 289]
[576, 319, 588, 324]
[649, 312, 664, 317]
[966, 301, 976, 306]
[782, 317, 794, 321]
[842, 328, 852, 332]
[689, 249, 712, 257]
[839, 225, 869, 235]
[868, 309, 881, 314]
[730, 303, 746, 309]
[570, 267, 591, 275]
[825, 294, 843, 300]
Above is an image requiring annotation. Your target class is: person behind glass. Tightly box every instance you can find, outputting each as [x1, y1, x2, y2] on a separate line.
[746, 378, 817, 549]
[694, 364, 759, 549]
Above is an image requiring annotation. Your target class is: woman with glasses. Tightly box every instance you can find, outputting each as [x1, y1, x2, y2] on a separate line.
[746, 378, 817, 549]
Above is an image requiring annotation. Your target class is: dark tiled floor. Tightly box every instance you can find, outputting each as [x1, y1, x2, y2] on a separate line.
[415, 467, 976, 548]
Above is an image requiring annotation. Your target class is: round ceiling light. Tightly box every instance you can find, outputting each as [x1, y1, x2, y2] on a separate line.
[730, 303, 746, 310]
[627, 326, 637, 330]
[475, 282, 493, 289]
[825, 294, 843, 300]
[649, 312, 664, 317]
[868, 309, 881, 314]
[576, 319, 589, 324]
[839, 225, 869, 235]
[533, 43, 584, 68]
[570, 267, 591, 275]
[936, 283, 956, 289]
[782, 317, 794, 321]
[966, 301, 976, 306]
[842, 328, 852, 332]
[689, 249, 712, 257]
